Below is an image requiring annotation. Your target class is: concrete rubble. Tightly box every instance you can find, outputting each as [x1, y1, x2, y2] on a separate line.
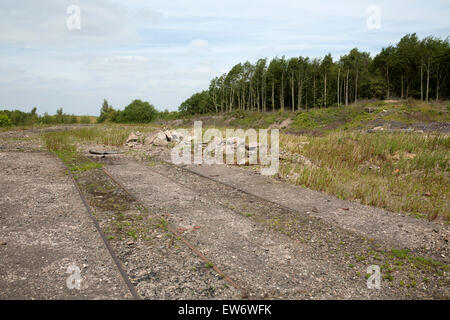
[124, 130, 272, 163]
[125, 129, 188, 148]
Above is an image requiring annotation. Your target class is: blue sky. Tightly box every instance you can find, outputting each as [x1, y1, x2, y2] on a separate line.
[0, 0, 449, 115]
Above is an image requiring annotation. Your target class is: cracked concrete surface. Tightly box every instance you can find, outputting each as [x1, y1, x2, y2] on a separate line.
[0, 152, 132, 299]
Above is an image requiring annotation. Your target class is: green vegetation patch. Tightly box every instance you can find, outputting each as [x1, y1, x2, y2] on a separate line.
[43, 131, 102, 173]
[292, 106, 371, 130]
[280, 131, 450, 220]
[0, 114, 13, 127]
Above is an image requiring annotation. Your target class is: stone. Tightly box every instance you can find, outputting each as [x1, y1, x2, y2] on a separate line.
[126, 133, 139, 143]
[144, 132, 158, 146]
[163, 130, 173, 142]
[153, 131, 169, 146]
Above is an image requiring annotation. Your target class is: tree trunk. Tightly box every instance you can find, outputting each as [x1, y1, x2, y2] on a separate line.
[313, 77, 316, 107]
[271, 81, 275, 111]
[324, 73, 327, 107]
[386, 67, 390, 99]
[420, 63, 423, 101]
[291, 77, 295, 111]
[256, 87, 260, 112]
[305, 86, 308, 109]
[262, 78, 266, 112]
[337, 68, 340, 106]
[426, 60, 430, 102]
[280, 72, 285, 111]
[436, 70, 439, 101]
[298, 79, 303, 110]
[401, 73, 404, 99]
[345, 69, 349, 106]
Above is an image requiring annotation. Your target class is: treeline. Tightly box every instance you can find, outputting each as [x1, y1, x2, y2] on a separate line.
[179, 34, 450, 115]
[97, 99, 180, 123]
[0, 107, 92, 127]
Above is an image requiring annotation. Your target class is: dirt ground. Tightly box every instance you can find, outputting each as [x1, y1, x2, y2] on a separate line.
[0, 128, 448, 299]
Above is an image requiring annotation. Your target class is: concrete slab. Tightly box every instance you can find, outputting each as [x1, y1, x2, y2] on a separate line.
[0, 152, 132, 299]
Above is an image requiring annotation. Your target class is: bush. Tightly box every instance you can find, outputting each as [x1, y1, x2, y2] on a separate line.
[114, 99, 158, 123]
[0, 114, 13, 127]
[0, 109, 38, 126]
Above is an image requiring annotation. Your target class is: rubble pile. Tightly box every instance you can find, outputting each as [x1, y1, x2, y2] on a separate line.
[124, 130, 271, 163]
[125, 129, 188, 149]
[124, 130, 278, 166]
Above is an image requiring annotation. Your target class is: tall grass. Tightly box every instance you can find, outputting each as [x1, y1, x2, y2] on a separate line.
[280, 131, 449, 220]
[44, 126, 159, 148]
[43, 130, 103, 173]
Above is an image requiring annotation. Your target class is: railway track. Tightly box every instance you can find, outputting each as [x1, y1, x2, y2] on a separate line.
[57, 152, 246, 299]
[62, 159, 142, 300]
[101, 167, 248, 299]
[57, 151, 449, 299]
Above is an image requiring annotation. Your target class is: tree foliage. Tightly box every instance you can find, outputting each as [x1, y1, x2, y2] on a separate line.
[97, 99, 115, 123]
[0, 114, 13, 127]
[179, 91, 213, 115]
[0, 108, 79, 126]
[179, 34, 450, 114]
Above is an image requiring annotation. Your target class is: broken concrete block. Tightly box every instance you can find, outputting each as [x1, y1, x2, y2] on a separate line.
[144, 132, 158, 146]
[126, 133, 139, 143]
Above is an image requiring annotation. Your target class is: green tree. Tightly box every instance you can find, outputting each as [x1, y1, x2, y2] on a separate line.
[118, 100, 158, 123]
[97, 99, 115, 123]
[179, 91, 213, 115]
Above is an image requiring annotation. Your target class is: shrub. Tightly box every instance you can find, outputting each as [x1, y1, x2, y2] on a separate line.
[115, 99, 158, 123]
[0, 109, 38, 126]
[0, 114, 13, 127]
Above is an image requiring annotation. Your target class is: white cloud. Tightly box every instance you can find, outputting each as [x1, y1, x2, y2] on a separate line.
[0, 0, 449, 114]
[190, 39, 210, 50]
[87, 56, 151, 73]
[0, 0, 162, 47]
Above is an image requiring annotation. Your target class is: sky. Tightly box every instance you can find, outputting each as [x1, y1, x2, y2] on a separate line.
[0, 0, 449, 115]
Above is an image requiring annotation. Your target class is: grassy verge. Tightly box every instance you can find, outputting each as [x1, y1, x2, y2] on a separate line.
[42, 124, 160, 147]
[43, 131, 102, 173]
